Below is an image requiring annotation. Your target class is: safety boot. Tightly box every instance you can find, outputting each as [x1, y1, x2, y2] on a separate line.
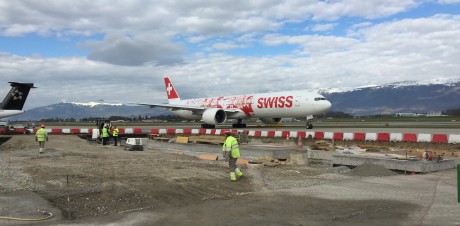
[229, 172, 237, 182]
[39, 148, 44, 154]
[235, 168, 243, 178]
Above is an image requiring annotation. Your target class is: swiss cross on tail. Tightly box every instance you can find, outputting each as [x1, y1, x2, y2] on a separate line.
[163, 76, 180, 102]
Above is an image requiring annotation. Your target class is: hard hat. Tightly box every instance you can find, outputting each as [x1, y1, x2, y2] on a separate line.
[40, 124, 45, 128]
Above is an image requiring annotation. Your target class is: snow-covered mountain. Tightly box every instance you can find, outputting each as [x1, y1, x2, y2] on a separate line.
[321, 80, 460, 116]
[8, 102, 171, 121]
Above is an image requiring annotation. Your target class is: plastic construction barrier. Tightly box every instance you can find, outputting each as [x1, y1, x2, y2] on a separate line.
[365, 133, 377, 141]
[432, 134, 448, 143]
[353, 133, 365, 141]
[281, 131, 290, 138]
[333, 132, 344, 140]
[449, 134, 460, 144]
[274, 130, 283, 137]
[305, 132, 314, 139]
[377, 133, 390, 142]
[259, 131, 267, 137]
[267, 131, 276, 137]
[417, 133, 432, 142]
[51, 128, 62, 134]
[390, 133, 403, 142]
[343, 133, 354, 140]
[323, 132, 333, 140]
[297, 131, 307, 138]
[314, 131, 324, 139]
[403, 133, 417, 142]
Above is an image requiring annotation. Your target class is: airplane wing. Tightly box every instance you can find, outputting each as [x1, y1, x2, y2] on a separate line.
[134, 103, 241, 114]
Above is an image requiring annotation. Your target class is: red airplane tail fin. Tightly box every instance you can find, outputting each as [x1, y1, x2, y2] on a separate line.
[164, 76, 180, 103]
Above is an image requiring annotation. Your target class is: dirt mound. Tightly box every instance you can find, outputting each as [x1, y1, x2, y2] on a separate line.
[346, 163, 398, 177]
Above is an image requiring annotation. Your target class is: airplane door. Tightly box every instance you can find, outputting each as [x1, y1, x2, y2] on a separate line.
[295, 96, 301, 106]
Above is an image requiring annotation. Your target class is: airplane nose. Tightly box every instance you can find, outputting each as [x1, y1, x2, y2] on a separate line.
[323, 100, 332, 111]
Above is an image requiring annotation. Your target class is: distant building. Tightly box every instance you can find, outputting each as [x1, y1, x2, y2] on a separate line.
[394, 113, 426, 117]
[426, 112, 442, 116]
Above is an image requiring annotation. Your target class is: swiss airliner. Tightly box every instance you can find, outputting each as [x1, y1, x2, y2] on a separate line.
[137, 77, 331, 129]
[0, 82, 35, 119]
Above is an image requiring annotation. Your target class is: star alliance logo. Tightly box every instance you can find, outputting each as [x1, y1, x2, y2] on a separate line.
[11, 90, 23, 101]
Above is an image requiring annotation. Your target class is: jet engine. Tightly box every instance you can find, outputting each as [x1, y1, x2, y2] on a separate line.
[202, 108, 227, 125]
[259, 118, 282, 124]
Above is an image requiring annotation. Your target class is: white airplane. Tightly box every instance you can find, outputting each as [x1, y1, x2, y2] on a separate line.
[0, 82, 35, 119]
[137, 76, 331, 129]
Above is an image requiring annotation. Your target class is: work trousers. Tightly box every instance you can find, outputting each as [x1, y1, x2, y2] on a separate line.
[102, 137, 109, 145]
[228, 157, 237, 172]
[113, 136, 118, 146]
[38, 141, 45, 148]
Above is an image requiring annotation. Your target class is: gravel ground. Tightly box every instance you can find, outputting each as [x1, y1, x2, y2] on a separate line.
[1, 135, 459, 226]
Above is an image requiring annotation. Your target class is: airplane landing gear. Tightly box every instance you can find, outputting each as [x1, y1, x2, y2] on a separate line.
[306, 123, 313, 129]
[232, 119, 246, 128]
[201, 124, 215, 129]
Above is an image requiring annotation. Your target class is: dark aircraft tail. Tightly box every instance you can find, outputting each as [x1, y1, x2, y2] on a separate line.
[0, 82, 36, 110]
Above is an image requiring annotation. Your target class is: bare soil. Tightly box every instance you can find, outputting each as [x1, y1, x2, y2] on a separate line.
[0, 135, 430, 225]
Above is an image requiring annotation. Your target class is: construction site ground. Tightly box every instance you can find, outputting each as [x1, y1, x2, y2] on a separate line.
[1, 135, 460, 226]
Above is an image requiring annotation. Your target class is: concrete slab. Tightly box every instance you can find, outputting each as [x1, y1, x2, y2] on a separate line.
[0, 191, 62, 225]
[333, 154, 456, 173]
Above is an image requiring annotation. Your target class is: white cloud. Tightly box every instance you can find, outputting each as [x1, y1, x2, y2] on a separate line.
[310, 23, 337, 32]
[0, 1, 459, 110]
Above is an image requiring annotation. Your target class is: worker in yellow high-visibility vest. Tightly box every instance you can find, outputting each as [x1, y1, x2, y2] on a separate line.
[101, 125, 110, 145]
[222, 131, 243, 181]
[112, 126, 119, 146]
[35, 124, 48, 154]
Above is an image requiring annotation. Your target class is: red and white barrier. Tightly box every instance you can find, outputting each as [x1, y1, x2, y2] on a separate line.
[9, 127, 459, 144]
[448, 134, 460, 144]
[390, 133, 403, 142]
[343, 132, 354, 140]
[417, 133, 431, 142]
[365, 133, 377, 141]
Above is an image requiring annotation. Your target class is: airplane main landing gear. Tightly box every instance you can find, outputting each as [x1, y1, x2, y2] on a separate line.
[232, 119, 246, 128]
[306, 123, 313, 129]
[201, 124, 215, 129]
[232, 123, 246, 128]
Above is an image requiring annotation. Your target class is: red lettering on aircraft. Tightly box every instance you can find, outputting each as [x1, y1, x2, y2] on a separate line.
[257, 95, 293, 109]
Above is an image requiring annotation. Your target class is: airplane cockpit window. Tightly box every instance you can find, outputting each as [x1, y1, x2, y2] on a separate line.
[314, 97, 326, 101]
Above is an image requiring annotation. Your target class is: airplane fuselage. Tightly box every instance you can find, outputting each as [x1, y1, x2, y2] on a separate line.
[171, 90, 331, 120]
[0, 110, 24, 119]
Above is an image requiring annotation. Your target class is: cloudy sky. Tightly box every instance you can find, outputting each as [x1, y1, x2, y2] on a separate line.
[1, 0, 459, 110]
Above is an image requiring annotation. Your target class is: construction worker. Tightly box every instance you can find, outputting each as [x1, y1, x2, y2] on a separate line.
[101, 125, 110, 145]
[222, 131, 243, 181]
[35, 124, 48, 154]
[112, 125, 119, 146]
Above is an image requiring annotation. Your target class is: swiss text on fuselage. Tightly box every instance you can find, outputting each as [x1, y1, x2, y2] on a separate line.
[256, 96, 293, 109]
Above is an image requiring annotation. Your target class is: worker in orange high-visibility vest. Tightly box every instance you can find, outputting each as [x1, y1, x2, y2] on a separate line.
[222, 131, 243, 181]
[35, 124, 48, 154]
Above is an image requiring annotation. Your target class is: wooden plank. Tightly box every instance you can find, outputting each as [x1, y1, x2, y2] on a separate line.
[176, 136, 189, 144]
